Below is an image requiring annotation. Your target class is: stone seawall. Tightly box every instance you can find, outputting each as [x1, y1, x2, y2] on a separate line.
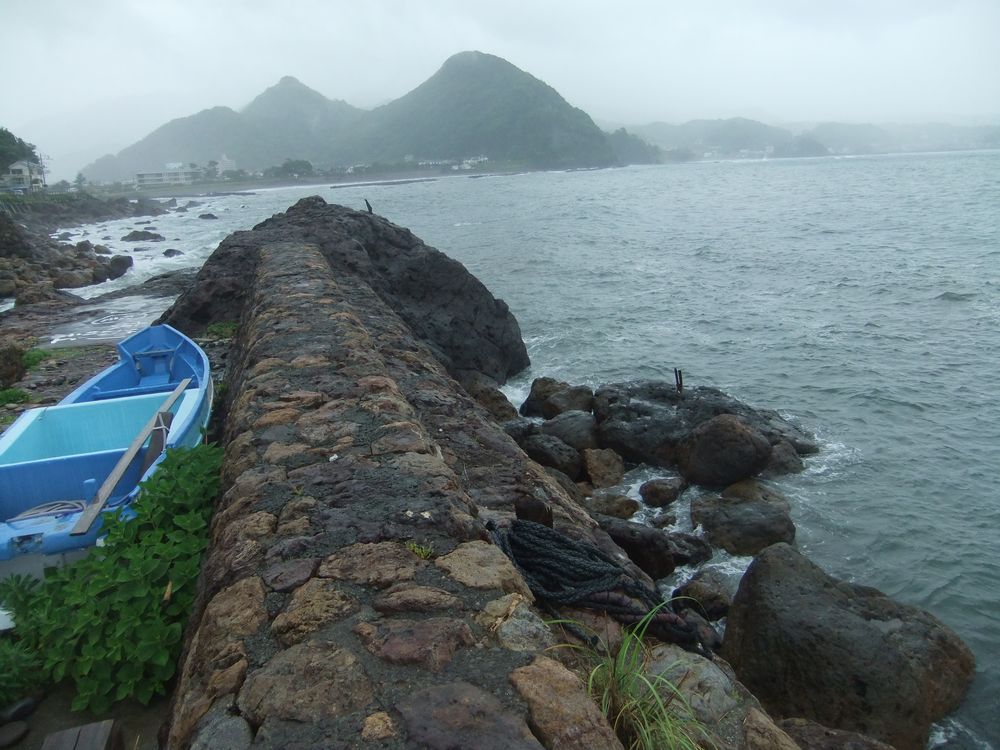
[165, 241, 623, 749]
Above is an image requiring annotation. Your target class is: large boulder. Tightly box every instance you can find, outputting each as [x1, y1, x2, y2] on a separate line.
[778, 718, 894, 750]
[594, 515, 676, 579]
[593, 381, 817, 469]
[723, 543, 975, 750]
[581, 448, 625, 488]
[639, 477, 686, 507]
[690, 480, 795, 555]
[645, 643, 800, 750]
[519, 377, 569, 417]
[676, 415, 771, 487]
[540, 410, 598, 452]
[673, 567, 733, 621]
[523, 434, 582, 480]
[161, 197, 529, 386]
[542, 385, 594, 419]
[594, 516, 711, 579]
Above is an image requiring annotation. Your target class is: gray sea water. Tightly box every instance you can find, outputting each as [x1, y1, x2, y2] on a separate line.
[53, 151, 1000, 747]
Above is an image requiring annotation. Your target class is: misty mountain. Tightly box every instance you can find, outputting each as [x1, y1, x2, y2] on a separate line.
[632, 118, 828, 158]
[82, 52, 615, 181]
[804, 121, 1000, 154]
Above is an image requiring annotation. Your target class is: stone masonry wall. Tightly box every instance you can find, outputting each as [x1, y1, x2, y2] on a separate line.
[165, 242, 626, 749]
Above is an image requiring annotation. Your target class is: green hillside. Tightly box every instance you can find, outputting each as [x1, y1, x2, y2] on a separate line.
[331, 51, 615, 168]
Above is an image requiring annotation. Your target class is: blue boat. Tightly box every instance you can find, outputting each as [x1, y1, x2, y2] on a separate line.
[0, 324, 212, 578]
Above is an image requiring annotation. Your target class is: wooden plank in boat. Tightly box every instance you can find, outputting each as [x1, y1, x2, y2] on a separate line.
[70, 378, 190, 536]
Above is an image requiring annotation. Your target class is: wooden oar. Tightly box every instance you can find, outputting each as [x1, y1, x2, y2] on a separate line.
[70, 378, 190, 536]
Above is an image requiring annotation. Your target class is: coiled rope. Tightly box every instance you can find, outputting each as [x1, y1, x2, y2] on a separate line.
[488, 518, 709, 655]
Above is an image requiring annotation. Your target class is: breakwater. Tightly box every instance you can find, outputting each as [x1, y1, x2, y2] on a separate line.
[162, 212, 630, 748]
[160, 198, 974, 749]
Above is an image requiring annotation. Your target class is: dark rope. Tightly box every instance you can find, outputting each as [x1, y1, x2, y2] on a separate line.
[488, 519, 711, 656]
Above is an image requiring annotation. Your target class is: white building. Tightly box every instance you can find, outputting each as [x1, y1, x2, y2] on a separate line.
[134, 166, 204, 189]
[217, 154, 236, 174]
[2, 160, 45, 192]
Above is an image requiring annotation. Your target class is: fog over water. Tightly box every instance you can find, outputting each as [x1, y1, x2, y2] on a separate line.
[3, 0, 999, 179]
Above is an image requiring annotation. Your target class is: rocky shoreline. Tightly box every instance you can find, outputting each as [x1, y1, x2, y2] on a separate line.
[1, 197, 975, 749]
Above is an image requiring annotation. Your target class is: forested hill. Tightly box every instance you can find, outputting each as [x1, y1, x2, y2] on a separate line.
[82, 52, 615, 182]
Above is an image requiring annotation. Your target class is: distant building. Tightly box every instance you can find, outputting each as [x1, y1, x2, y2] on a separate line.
[134, 165, 204, 189]
[217, 154, 236, 174]
[2, 160, 46, 192]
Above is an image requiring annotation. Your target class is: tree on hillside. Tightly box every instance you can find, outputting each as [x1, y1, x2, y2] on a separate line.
[0, 127, 39, 169]
[74, 172, 87, 190]
[263, 159, 314, 179]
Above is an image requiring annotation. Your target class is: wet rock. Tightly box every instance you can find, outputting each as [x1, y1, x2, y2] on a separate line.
[373, 583, 462, 614]
[523, 433, 582, 480]
[396, 681, 544, 750]
[586, 492, 639, 519]
[677, 414, 772, 487]
[121, 229, 164, 241]
[261, 557, 317, 592]
[645, 643, 798, 750]
[673, 568, 733, 621]
[540, 409, 598, 451]
[190, 697, 254, 750]
[501, 417, 537, 445]
[160, 198, 529, 386]
[691, 480, 795, 556]
[543, 384, 595, 418]
[465, 379, 518, 421]
[594, 514, 676, 579]
[476, 593, 556, 652]
[582, 447, 625, 488]
[237, 640, 372, 725]
[353, 617, 475, 671]
[361, 712, 397, 741]
[510, 655, 622, 750]
[593, 381, 817, 468]
[435, 541, 533, 598]
[778, 718, 895, 750]
[163, 248, 184, 257]
[723, 543, 975, 750]
[763, 439, 806, 476]
[108, 254, 134, 278]
[639, 477, 686, 507]
[199, 213, 219, 220]
[15, 283, 84, 307]
[519, 376, 570, 417]
[270, 578, 357, 645]
[317, 541, 426, 587]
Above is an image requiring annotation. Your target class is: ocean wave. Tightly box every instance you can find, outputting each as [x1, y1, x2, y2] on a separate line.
[934, 291, 977, 302]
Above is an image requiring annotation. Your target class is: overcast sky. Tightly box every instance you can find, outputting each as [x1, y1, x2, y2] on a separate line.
[4, 0, 999, 179]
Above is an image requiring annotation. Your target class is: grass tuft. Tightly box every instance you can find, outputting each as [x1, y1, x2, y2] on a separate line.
[204, 321, 239, 339]
[0, 388, 30, 407]
[21, 348, 51, 370]
[553, 606, 714, 750]
[405, 540, 435, 559]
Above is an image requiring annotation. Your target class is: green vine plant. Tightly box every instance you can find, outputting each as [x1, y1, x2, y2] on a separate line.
[549, 605, 715, 750]
[0, 443, 222, 713]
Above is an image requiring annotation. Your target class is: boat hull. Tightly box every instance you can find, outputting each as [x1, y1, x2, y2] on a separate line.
[0, 324, 212, 564]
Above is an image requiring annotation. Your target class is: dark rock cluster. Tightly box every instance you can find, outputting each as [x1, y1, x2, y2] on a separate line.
[161, 196, 530, 388]
[0, 217, 134, 301]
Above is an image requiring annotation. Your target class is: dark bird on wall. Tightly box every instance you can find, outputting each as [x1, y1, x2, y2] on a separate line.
[365, 199, 373, 214]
